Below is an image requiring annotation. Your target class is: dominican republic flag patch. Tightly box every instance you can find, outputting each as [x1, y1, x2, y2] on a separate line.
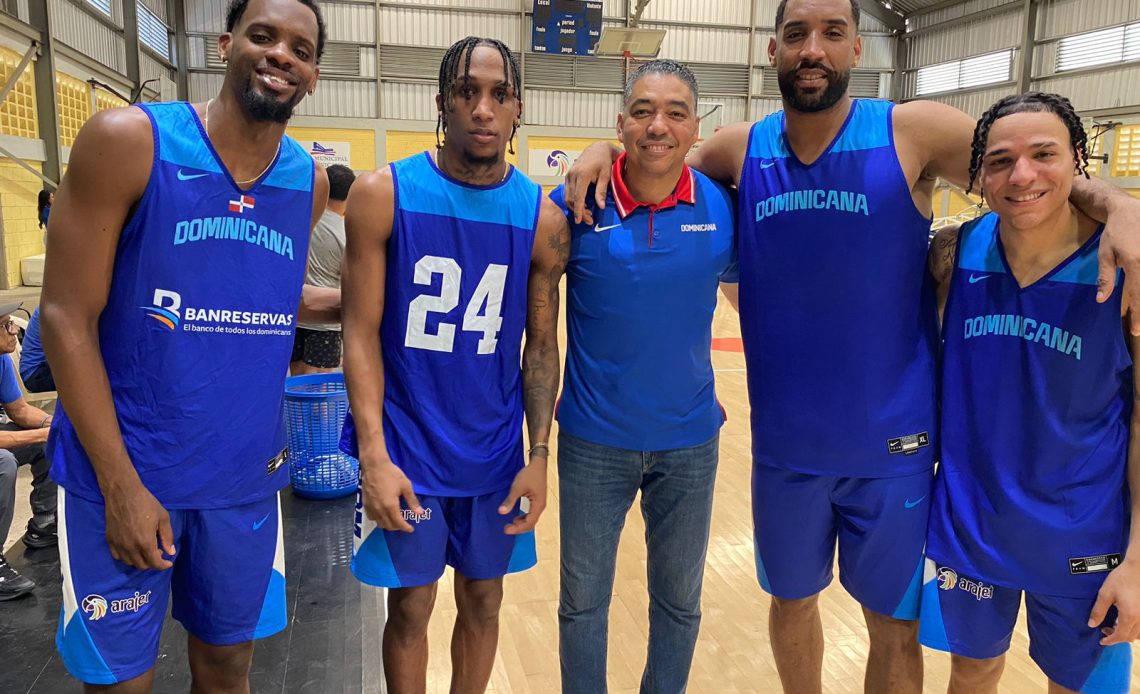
[229, 195, 255, 213]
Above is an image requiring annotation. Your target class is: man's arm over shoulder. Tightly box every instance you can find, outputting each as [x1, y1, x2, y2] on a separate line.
[687, 121, 751, 188]
[928, 224, 961, 322]
[893, 100, 977, 190]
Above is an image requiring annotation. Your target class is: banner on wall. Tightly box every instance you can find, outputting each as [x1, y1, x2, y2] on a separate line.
[529, 148, 584, 177]
[307, 141, 352, 167]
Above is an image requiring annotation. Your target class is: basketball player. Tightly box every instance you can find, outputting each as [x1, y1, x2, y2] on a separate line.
[565, 1, 1140, 692]
[340, 37, 569, 693]
[40, 0, 337, 690]
[920, 92, 1139, 694]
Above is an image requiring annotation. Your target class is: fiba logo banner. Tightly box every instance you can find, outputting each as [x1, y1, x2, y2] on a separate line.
[82, 594, 108, 621]
[547, 151, 570, 176]
[529, 148, 584, 178]
[144, 289, 182, 330]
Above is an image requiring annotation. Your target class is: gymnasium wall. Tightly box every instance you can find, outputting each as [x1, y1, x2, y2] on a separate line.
[900, 0, 1140, 199]
[0, 0, 176, 287]
[181, 0, 896, 150]
[0, 38, 43, 288]
[900, 0, 1140, 116]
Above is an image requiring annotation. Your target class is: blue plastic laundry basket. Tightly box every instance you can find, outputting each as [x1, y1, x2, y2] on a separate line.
[284, 373, 358, 499]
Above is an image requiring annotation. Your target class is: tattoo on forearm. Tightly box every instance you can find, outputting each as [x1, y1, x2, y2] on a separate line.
[523, 228, 566, 442]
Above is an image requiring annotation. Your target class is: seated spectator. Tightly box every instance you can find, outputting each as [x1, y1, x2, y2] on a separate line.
[19, 307, 53, 393]
[0, 303, 55, 600]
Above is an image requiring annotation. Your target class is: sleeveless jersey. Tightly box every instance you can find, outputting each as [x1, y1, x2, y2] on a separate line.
[737, 99, 938, 477]
[341, 152, 540, 497]
[926, 213, 1131, 598]
[49, 101, 314, 509]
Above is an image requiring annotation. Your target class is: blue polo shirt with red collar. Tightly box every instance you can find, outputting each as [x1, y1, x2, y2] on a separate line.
[550, 153, 737, 452]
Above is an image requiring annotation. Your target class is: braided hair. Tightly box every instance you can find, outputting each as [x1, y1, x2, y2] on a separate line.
[966, 91, 1090, 195]
[436, 37, 522, 154]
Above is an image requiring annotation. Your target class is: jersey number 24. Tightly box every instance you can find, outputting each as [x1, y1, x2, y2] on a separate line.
[405, 255, 507, 355]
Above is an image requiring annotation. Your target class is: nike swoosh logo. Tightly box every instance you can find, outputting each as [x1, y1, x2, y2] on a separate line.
[904, 496, 926, 509]
[177, 169, 209, 181]
[252, 512, 272, 530]
[760, 161, 777, 169]
[968, 274, 992, 284]
[594, 223, 621, 233]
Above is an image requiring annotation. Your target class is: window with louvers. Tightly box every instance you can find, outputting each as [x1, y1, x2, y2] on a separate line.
[137, 2, 170, 61]
[915, 50, 1012, 96]
[1057, 23, 1140, 73]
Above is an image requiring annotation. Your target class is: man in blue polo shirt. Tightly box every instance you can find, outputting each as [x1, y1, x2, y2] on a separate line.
[549, 59, 736, 693]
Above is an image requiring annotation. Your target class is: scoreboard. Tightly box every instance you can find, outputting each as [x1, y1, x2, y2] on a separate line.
[532, 0, 604, 56]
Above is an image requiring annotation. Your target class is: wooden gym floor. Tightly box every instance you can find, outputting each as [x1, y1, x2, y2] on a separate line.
[423, 295, 1140, 693]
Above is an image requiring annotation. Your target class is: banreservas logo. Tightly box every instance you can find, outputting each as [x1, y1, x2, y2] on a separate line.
[144, 289, 295, 337]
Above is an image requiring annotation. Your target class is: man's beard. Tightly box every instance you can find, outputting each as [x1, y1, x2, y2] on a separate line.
[777, 62, 850, 113]
[240, 79, 305, 124]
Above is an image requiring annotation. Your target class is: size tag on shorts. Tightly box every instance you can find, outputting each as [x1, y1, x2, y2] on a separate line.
[267, 448, 289, 476]
[886, 431, 930, 455]
[1068, 553, 1122, 574]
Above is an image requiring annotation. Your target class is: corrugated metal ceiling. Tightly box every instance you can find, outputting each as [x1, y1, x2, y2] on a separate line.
[887, 0, 973, 15]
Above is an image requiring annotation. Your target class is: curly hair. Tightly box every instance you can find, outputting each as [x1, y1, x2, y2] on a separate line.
[436, 37, 522, 155]
[966, 91, 1089, 195]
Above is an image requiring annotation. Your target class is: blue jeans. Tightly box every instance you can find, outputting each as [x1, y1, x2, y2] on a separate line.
[558, 430, 720, 694]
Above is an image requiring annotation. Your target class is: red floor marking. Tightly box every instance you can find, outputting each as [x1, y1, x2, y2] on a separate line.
[711, 337, 744, 352]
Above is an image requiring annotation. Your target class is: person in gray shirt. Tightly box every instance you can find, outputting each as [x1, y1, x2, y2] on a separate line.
[290, 164, 355, 375]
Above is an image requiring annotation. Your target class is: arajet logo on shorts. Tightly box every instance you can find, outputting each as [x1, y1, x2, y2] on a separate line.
[402, 508, 432, 524]
[84, 591, 154, 621]
[937, 566, 993, 600]
[82, 594, 108, 621]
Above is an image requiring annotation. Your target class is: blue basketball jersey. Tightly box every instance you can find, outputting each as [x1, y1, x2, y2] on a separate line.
[737, 99, 938, 477]
[927, 213, 1132, 598]
[49, 101, 313, 509]
[341, 153, 540, 497]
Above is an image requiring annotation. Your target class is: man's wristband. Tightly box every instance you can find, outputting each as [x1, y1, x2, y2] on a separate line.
[39, 415, 50, 428]
[528, 442, 549, 457]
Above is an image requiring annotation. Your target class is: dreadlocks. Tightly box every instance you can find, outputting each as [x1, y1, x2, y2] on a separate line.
[967, 91, 1090, 195]
[436, 36, 523, 154]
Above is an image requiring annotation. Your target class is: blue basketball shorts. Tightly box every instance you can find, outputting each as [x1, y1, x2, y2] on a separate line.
[55, 487, 286, 685]
[919, 560, 1132, 693]
[351, 485, 537, 588]
[751, 464, 933, 619]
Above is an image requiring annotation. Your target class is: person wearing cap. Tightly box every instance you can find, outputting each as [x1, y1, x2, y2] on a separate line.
[547, 59, 737, 693]
[0, 301, 56, 600]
